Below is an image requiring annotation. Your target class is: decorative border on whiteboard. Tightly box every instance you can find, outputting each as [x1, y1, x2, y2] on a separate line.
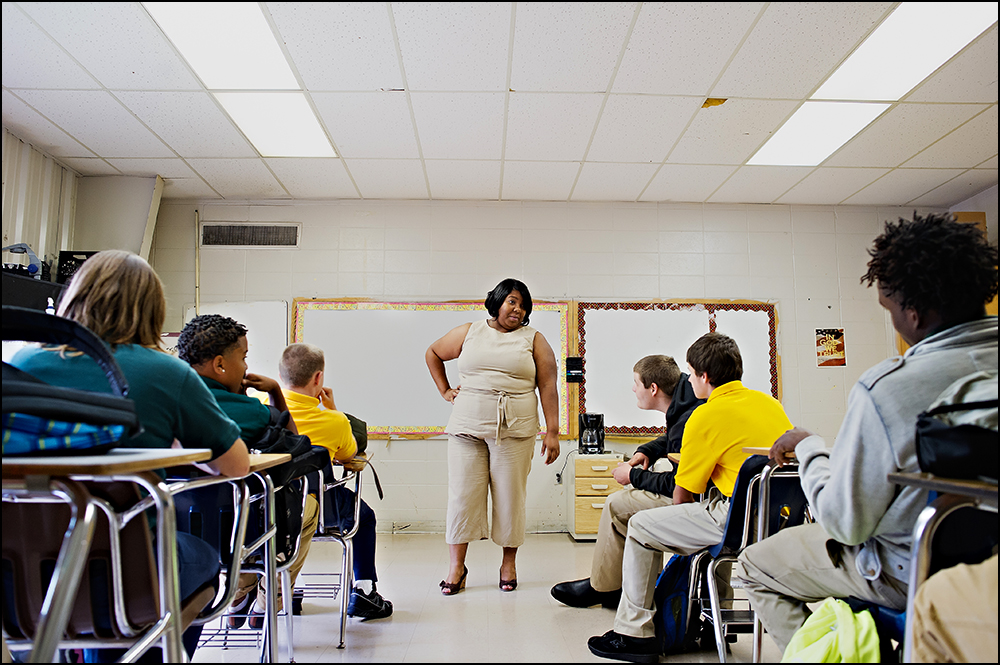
[577, 301, 778, 436]
[292, 299, 572, 437]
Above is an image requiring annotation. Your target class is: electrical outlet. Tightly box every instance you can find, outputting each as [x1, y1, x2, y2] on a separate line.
[555, 472, 562, 485]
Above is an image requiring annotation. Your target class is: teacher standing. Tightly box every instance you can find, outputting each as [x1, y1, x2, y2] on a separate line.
[426, 278, 560, 595]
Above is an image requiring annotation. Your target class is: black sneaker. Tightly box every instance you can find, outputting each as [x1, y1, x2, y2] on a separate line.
[292, 588, 304, 616]
[588, 630, 660, 663]
[347, 586, 393, 621]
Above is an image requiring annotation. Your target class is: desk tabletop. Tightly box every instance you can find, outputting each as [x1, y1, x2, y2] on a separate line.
[339, 453, 369, 473]
[2, 447, 212, 479]
[666, 452, 681, 464]
[742, 446, 796, 459]
[247, 453, 291, 472]
[888, 472, 998, 505]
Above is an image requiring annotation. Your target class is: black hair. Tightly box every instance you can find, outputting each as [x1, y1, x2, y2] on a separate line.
[485, 278, 532, 325]
[686, 332, 743, 387]
[177, 314, 248, 367]
[861, 212, 998, 323]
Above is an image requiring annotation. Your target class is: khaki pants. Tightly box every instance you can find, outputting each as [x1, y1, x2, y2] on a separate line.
[615, 494, 731, 639]
[235, 493, 320, 612]
[591, 488, 674, 592]
[738, 522, 908, 654]
[912, 554, 998, 663]
[446, 433, 535, 547]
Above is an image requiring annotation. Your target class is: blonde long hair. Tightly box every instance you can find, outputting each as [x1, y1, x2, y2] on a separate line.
[56, 250, 166, 350]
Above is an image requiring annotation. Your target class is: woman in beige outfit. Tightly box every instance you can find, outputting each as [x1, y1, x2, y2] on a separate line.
[426, 278, 560, 594]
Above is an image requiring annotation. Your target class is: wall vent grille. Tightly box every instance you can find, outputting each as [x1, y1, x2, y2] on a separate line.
[200, 223, 299, 247]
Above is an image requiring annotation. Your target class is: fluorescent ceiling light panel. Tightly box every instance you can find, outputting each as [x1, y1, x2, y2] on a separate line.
[215, 92, 336, 157]
[748, 102, 889, 166]
[812, 2, 998, 101]
[144, 2, 298, 90]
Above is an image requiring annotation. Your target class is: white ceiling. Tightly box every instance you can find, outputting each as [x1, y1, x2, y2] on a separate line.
[2, 2, 997, 206]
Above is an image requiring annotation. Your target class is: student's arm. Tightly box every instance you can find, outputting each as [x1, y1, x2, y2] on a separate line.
[180, 437, 251, 477]
[673, 484, 697, 505]
[244, 373, 298, 434]
[425, 323, 471, 403]
[533, 331, 560, 465]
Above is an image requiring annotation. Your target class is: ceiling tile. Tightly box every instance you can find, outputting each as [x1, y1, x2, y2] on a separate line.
[504, 93, 603, 161]
[572, 163, 657, 201]
[18, 2, 201, 90]
[906, 25, 998, 104]
[777, 167, 892, 205]
[511, 3, 635, 92]
[614, 3, 763, 95]
[909, 169, 999, 208]
[668, 99, 799, 165]
[410, 92, 505, 159]
[107, 158, 196, 178]
[14, 89, 174, 157]
[393, 2, 510, 91]
[713, 3, 894, 98]
[978, 155, 999, 169]
[265, 158, 359, 199]
[347, 159, 428, 199]
[640, 164, 738, 202]
[501, 161, 579, 201]
[115, 91, 257, 158]
[57, 157, 120, 176]
[312, 91, 418, 159]
[2, 89, 96, 158]
[825, 103, 989, 168]
[902, 106, 999, 169]
[160, 177, 221, 200]
[588, 95, 702, 163]
[186, 159, 288, 199]
[426, 160, 501, 200]
[709, 166, 813, 204]
[266, 2, 402, 91]
[843, 169, 967, 206]
[1, 3, 100, 90]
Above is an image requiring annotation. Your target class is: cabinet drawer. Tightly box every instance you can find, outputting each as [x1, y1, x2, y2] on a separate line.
[574, 497, 607, 533]
[575, 477, 623, 497]
[575, 457, 619, 478]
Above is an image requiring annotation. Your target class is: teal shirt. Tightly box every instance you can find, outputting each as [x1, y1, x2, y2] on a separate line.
[12, 344, 241, 461]
[198, 375, 271, 444]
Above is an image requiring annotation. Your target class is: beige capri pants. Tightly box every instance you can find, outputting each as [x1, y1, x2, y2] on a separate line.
[446, 433, 536, 547]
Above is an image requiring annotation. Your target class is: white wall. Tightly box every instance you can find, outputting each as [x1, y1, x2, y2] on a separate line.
[951, 184, 998, 244]
[151, 199, 947, 533]
[74, 175, 161, 256]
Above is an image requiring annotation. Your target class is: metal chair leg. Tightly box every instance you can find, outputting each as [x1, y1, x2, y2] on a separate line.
[280, 569, 294, 662]
[706, 558, 727, 663]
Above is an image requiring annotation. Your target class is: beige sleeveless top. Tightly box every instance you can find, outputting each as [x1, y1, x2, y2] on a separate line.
[445, 319, 540, 441]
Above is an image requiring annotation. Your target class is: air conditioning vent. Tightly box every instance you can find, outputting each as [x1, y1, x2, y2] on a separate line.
[201, 223, 299, 247]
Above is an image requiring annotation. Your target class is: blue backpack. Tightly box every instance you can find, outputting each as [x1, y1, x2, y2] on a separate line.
[653, 554, 695, 654]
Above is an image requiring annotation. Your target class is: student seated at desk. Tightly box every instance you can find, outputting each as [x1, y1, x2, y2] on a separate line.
[588, 332, 792, 663]
[10, 250, 250, 661]
[177, 314, 320, 629]
[551, 354, 704, 609]
[278, 342, 393, 621]
[737, 213, 999, 655]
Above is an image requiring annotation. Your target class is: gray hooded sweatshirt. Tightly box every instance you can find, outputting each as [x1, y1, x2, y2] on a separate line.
[795, 316, 998, 583]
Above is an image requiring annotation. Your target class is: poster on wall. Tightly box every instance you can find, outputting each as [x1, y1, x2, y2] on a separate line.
[815, 328, 846, 367]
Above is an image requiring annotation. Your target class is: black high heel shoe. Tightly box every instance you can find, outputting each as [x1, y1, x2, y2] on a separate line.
[440, 566, 468, 596]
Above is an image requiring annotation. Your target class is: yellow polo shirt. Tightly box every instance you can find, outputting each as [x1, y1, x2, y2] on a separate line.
[674, 381, 791, 496]
[282, 388, 358, 462]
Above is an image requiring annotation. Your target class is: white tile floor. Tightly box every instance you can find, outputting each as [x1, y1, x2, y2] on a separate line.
[192, 532, 784, 663]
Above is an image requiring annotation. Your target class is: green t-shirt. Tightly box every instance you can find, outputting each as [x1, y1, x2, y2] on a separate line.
[12, 344, 241, 461]
[198, 375, 271, 445]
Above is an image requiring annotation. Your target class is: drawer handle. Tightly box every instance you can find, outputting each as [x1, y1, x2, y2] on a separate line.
[591, 484, 609, 490]
[591, 465, 609, 471]
[591, 503, 606, 509]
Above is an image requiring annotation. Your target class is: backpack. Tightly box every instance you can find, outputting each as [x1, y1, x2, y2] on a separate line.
[916, 370, 998, 480]
[652, 554, 698, 654]
[2, 306, 141, 456]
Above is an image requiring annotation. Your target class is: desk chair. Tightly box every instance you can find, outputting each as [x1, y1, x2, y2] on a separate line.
[688, 456, 809, 663]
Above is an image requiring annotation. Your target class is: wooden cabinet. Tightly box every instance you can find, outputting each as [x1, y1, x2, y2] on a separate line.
[569, 453, 624, 539]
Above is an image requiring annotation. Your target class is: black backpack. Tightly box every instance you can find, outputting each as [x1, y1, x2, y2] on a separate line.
[916, 370, 998, 481]
[2, 306, 141, 456]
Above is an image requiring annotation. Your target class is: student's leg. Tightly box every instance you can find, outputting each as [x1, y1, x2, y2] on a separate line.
[615, 496, 729, 639]
[445, 434, 491, 584]
[738, 522, 908, 654]
[591, 489, 673, 593]
[486, 434, 535, 586]
[257, 494, 320, 612]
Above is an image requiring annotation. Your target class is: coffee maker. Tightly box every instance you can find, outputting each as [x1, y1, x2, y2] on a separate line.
[578, 413, 605, 454]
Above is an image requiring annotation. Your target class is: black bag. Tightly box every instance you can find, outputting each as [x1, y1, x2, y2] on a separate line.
[345, 412, 368, 455]
[915, 370, 998, 481]
[2, 306, 141, 456]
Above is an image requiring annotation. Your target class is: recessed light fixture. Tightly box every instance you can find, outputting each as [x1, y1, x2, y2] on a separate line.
[143, 2, 298, 90]
[214, 93, 336, 157]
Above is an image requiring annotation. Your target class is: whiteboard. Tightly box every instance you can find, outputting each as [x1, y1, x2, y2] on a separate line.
[578, 301, 778, 436]
[182, 301, 288, 382]
[293, 300, 571, 437]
